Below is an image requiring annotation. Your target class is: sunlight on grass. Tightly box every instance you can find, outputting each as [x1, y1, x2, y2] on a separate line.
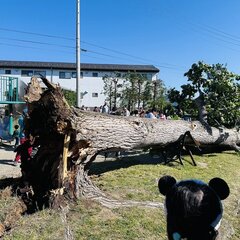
[1, 151, 239, 239]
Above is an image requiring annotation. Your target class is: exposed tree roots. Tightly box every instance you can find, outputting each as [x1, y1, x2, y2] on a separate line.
[75, 164, 164, 209]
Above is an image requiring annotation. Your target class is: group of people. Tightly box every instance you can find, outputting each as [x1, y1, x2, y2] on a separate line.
[0, 109, 36, 190]
[12, 124, 34, 167]
[4, 110, 35, 169]
[81, 102, 111, 114]
[81, 103, 171, 120]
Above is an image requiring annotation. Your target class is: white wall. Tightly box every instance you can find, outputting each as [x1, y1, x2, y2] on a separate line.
[0, 68, 159, 108]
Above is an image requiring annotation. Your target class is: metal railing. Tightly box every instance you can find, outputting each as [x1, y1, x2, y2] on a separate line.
[0, 76, 25, 104]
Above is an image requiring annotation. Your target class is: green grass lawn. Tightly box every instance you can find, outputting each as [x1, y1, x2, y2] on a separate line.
[1, 151, 240, 240]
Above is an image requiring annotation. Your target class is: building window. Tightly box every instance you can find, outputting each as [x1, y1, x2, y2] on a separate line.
[59, 71, 71, 79]
[142, 73, 152, 80]
[92, 72, 98, 77]
[34, 70, 46, 77]
[21, 70, 33, 76]
[92, 93, 98, 97]
[147, 73, 152, 80]
[72, 72, 76, 78]
[116, 72, 122, 77]
[72, 72, 83, 78]
[5, 70, 11, 74]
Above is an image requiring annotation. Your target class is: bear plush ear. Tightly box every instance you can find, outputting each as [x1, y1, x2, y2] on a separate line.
[209, 178, 230, 200]
[158, 175, 177, 196]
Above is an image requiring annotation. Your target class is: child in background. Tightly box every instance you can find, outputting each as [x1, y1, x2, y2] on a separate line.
[13, 134, 34, 166]
[19, 131, 26, 145]
[12, 125, 20, 148]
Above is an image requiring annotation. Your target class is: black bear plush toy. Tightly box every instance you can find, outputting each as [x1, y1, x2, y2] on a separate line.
[158, 175, 230, 240]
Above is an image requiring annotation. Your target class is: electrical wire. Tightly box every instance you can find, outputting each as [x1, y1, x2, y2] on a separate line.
[0, 37, 75, 49]
[0, 26, 183, 69]
[160, 4, 240, 51]
[0, 42, 75, 54]
[3, 18, 240, 71]
[0, 27, 74, 41]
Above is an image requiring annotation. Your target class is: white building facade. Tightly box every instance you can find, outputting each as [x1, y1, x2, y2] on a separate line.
[0, 60, 159, 107]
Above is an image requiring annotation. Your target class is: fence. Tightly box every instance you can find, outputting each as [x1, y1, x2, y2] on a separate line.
[0, 76, 24, 104]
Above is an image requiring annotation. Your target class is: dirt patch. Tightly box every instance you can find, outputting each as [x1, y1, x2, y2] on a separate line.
[197, 161, 208, 168]
[0, 144, 21, 179]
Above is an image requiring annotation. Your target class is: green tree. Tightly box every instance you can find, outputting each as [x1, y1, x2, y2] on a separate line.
[102, 72, 122, 110]
[142, 81, 152, 109]
[121, 72, 146, 111]
[62, 89, 76, 107]
[102, 71, 168, 112]
[122, 73, 167, 111]
[168, 84, 197, 118]
[150, 79, 167, 111]
[168, 61, 240, 128]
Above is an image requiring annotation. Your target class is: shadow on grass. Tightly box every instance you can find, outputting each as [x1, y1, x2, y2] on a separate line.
[204, 154, 218, 157]
[200, 151, 238, 158]
[0, 159, 17, 166]
[0, 176, 21, 190]
[224, 151, 240, 156]
[0, 143, 15, 152]
[89, 152, 182, 176]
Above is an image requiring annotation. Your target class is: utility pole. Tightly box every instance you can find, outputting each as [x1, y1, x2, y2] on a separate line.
[76, 0, 81, 107]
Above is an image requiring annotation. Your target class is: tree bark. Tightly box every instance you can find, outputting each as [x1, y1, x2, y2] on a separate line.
[22, 77, 240, 209]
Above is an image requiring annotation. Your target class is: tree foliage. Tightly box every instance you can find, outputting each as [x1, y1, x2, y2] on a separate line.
[121, 72, 146, 111]
[62, 89, 77, 107]
[102, 71, 167, 112]
[168, 61, 240, 128]
[150, 79, 167, 111]
[102, 72, 122, 110]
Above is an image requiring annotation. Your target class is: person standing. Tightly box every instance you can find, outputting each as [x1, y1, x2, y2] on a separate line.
[12, 125, 20, 148]
[102, 102, 109, 114]
[123, 107, 130, 117]
[146, 108, 157, 119]
[159, 112, 166, 120]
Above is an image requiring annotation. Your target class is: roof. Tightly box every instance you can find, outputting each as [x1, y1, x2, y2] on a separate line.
[0, 60, 159, 73]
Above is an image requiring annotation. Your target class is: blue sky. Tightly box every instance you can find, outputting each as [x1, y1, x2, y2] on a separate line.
[1, 0, 240, 89]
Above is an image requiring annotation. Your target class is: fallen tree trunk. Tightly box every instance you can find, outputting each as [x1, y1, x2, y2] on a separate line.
[22, 77, 240, 209]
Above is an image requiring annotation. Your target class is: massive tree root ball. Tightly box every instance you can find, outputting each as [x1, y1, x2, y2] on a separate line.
[22, 76, 240, 209]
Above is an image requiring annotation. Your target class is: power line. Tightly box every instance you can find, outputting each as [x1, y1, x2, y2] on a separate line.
[0, 37, 75, 49]
[0, 25, 218, 70]
[2, 14, 240, 65]
[187, 22, 240, 48]
[80, 48, 177, 69]
[0, 42, 75, 54]
[0, 26, 183, 69]
[0, 27, 74, 41]
[192, 22, 240, 44]
[161, 5, 240, 50]
[3, 22, 239, 70]
[81, 40, 181, 68]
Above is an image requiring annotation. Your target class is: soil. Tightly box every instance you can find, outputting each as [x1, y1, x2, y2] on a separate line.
[0, 143, 21, 179]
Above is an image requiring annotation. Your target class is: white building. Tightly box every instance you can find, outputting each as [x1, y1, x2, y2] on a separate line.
[0, 60, 159, 107]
